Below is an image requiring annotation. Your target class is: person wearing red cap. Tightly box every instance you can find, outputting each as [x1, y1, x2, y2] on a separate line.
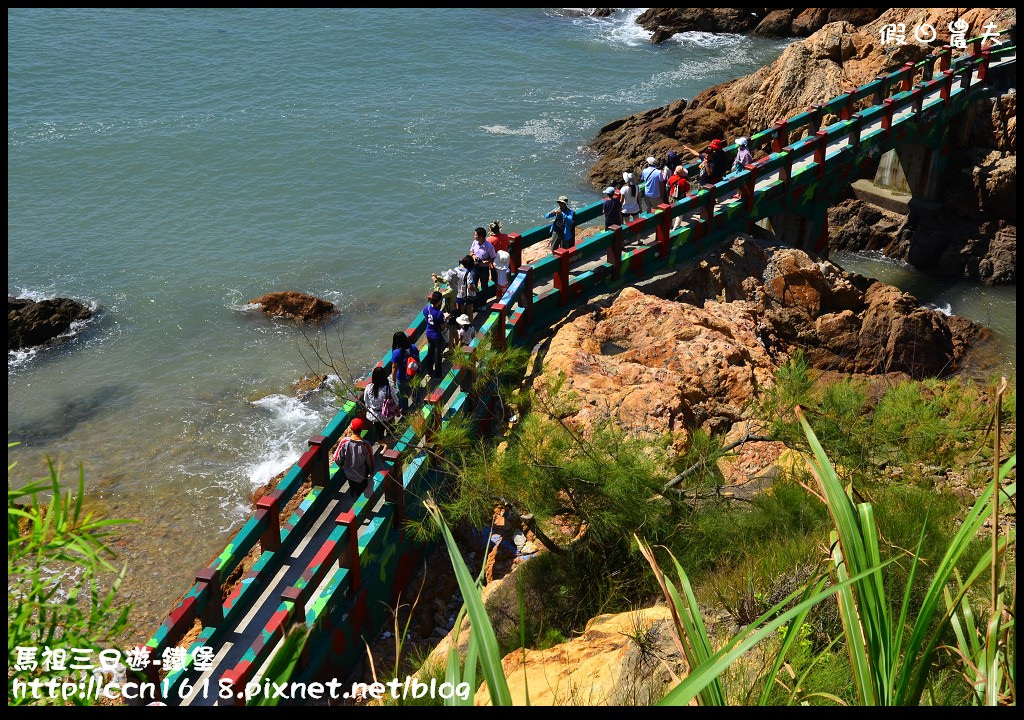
[332, 418, 374, 497]
[683, 139, 728, 187]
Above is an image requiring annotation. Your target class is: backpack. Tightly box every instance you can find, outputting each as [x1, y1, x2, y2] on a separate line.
[381, 385, 399, 421]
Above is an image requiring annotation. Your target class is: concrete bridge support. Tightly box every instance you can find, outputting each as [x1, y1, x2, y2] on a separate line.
[872, 138, 948, 202]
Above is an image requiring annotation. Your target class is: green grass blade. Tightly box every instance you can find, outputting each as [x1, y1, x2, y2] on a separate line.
[427, 502, 512, 706]
[659, 559, 894, 706]
[831, 530, 877, 705]
[758, 576, 827, 705]
[250, 626, 309, 706]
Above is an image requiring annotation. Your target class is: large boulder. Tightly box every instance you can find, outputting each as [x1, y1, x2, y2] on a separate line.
[9, 296, 93, 352]
[675, 237, 981, 376]
[535, 286, 778, 444]
[248, 291, 336, 322]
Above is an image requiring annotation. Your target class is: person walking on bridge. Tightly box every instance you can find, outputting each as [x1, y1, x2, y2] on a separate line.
[602, 186, 622, 229]
[422, 291, 448, 381]
[730, 136, 753, 175]
[620, 172, 641, 223]
[470, 227, 496, 310]
[641, 156, 665, 213]
[683, 139, 728, 187]
[362, 366, 397, 443]
[333, 417, 374, 498]
[390, 331, 420, 414]
[546, 195, 575, 252]
[666, 166, 690, 230]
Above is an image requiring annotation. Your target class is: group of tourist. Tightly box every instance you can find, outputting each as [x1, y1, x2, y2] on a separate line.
[600, 137, 753, 230]
[340, 137, 756, 487]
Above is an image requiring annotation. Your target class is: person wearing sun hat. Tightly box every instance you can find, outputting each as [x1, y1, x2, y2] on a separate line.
[545, 195, 575, 253]
[455, 313, 475, 347]
[332, 417, 374, 497]
[730, 136, 753, 175]
[602, 185, 622, 229]
[619, 171, 641, 222]
[493, 249, 512, 300]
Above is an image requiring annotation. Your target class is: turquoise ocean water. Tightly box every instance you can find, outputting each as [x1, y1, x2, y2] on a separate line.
[7, 9, 1013, 637]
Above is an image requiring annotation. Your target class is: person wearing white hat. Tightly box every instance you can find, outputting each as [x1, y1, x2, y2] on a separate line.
[620, 171, 641, 222]
[493, 250, 511, 300]
[641, 155, 665, 213]
[455, 313, 475, 347]
[731, 136, 753, 175]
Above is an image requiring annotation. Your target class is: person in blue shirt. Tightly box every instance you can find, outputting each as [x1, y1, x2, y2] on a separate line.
[422, 291, 448, 380]
[641, 156, 666, 213]
[390, 331, 421, 413]
[546, 195, 575, 252]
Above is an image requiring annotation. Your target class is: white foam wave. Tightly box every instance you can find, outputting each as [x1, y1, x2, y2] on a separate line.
[242, 394, 327, 488]
[480, 119, 562, 144]
[8, 346, 39, 369]
[928, 302, 954, 316]
[671, 30, 746, 48]
[563, 8, 652, 47]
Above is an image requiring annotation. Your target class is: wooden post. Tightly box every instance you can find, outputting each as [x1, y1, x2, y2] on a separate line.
[655, 204, 672, 258]
[813, 130, 827, 176]
[900, 62, 915, 91]
[978, 50, 991, 82]
[882, 98, 895, 137]
[971, 37, 981, 55]
[280, 586, 303, 629]
[520, 265, 534, 328]
[939, 45, 951, 72]
[808, 103, 824, 133]
[553, 247, 572, 306]
[195, 569, 222, 627]
[840, 89, 856, 120]
[508, 233, 522, 274]
[336, 509, 360, 595]
[256, 493, 282, 553]
[684, 193, 702, 248]
[741, 163, 758, 212]
[381, 449, 404, 525]
[782, 150, 793, 190]
[940, 69, 954, 102]
[849, 113, 863, 155]
[771, 120, 788, 153]
[307, 434, 330, 487]
[491, 302, 507, 351]
[702, 189, 716, 239]
[872, 73, 888, 105]
[912, 83, 925, 113]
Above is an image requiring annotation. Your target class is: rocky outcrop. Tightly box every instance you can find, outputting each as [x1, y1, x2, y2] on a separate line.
[535, 285, 779, 443]
[675, 237, 983, 377]
[588, 20, 927, 186]
[249, 291, 336, 322]
[8, 296, 93, 352]
[588, 8, 1015, 188]
[475, 606, 686, 706]
[637, 8, 771, 43]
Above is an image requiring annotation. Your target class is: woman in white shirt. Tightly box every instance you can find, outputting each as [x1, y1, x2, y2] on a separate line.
[620, 171, 642, 222]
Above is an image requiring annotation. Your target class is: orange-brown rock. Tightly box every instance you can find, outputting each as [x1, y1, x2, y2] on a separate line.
[676, 236, 982, 376]
[249, 291, 336, 322]
[535, 286, 778, 443]
[474, 606, 686, 706]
